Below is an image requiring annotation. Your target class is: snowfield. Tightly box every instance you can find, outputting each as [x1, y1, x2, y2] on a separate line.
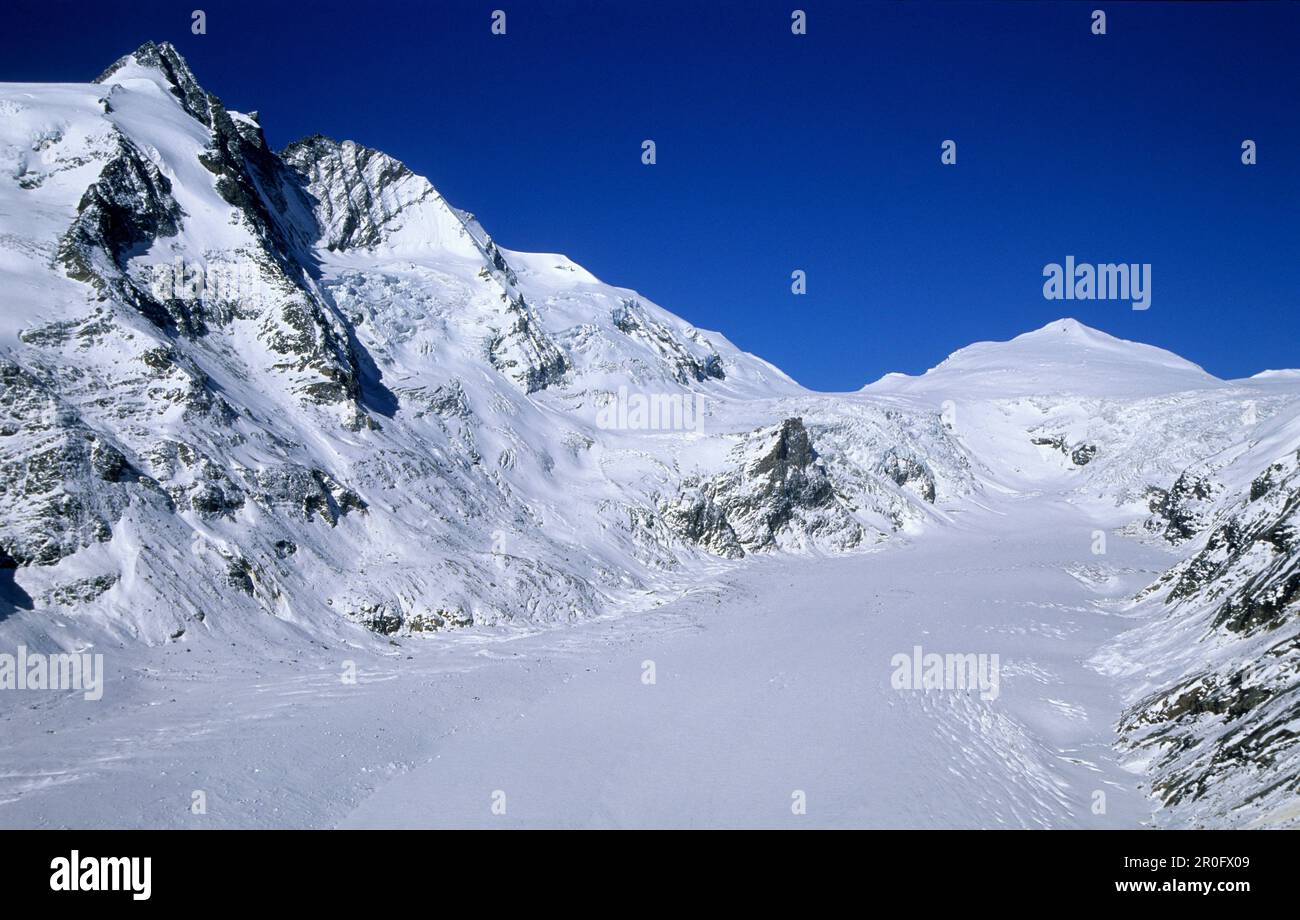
[2, 494, 1175, 829]
[1, 43, 1297, 829]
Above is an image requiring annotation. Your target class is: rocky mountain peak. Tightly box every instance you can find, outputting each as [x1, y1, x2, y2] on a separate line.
[280, 135, 436, 253]
[750, 417, 817, 482]
[95, 41, 214, 126]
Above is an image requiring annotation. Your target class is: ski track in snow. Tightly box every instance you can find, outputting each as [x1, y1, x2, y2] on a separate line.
[0, 496, 1168, 828]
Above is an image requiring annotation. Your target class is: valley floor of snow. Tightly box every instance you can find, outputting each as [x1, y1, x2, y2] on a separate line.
[0, 492, 1179, 829]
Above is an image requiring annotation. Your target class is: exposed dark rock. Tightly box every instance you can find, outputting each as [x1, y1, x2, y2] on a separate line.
[1070, 443, 1098, 466]
[1147, 469, 1219, 543]
[353, 601, 403, 635]
[405, 608, 473, 633]
[879, 449, 937, 503]
[612, 300, 725, 384]
[143, 441, 245, 518]
[281, 135, 432, 252]
[1029, 434, 1097, 468]
[0, 360, 163, 565]
[42, 573, 119, 607]
[665, 418, 860, 555]
[226, 557, 255, 595]
[1251, 462, 1285, 502]
[96, 42, 212, 126]
[1122, 450, 1300, 818]
[1213, 566, 1300, 634]
[249, 465, 366, 525]
[661, 486, 745, 559]
[55, 133, 183, 329]
[486, 294, 570, 393]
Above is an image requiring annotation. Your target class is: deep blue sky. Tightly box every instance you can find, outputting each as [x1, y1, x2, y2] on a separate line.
[4, 1, 1298, 390]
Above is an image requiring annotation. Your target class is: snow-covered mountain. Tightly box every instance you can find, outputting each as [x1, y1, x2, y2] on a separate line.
[1, 43, 1297, 828]
[0, 42, 965, 651]
[867, 319, 1300, 826]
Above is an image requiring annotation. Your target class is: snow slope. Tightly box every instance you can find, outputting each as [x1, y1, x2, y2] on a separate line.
[0, 492, 1172, 829]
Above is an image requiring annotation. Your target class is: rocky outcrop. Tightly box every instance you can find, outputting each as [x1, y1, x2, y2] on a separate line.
[1029, 434, 1098, 467]
[142, 440, 246, 519]
[281, 136, 438, 252]
[1145, 468, 1220, 544]
[661, 486, 745, 559]
[612, 300, 725, 385]
[487, 294, 570, 393]
[1120, 448, 1300, 824]
[97, 41, 212, 125]
[249, 465, 367, 525]
[878, 449, 936, 503]
[665, 418, 862, 555]
[0, 360, 166, 566]
[55, 132, 183, 327]
[349, 600, 473, 636]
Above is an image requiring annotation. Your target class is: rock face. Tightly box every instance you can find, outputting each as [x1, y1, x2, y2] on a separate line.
[281, 136, 435, 253]
[1119, 443, 1300, 826]
[612, 300, 725, 385]
[96, 41, 211, 123]
[665, 418, 864, 555]
[0, 360, 167, 566]
[879, 449, 936, 503]
[57, 134, 181, 303]
[731, 418, 844, 549]
[661, 488, 745, 559]
[1029, 434, 1098, 468]
[1145, 468, 1220, 543]
[486, 294, 570, 393]
[282, 133, 569, 395]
